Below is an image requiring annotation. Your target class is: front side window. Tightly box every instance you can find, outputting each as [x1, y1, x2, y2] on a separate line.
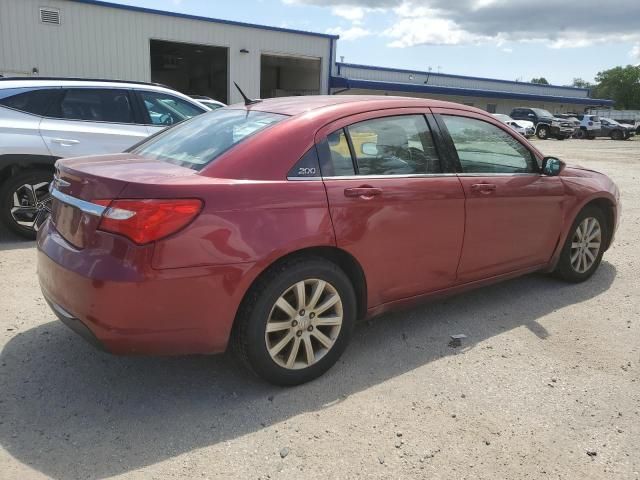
[140, 91, 204, 126]
[442, 115, 537, 174]
[132, 109, 286, 170]
[0, 88, 60, 116]
[531, 108, 553, 118]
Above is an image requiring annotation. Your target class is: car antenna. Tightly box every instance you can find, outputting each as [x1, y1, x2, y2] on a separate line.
[234, 82, 262, 106]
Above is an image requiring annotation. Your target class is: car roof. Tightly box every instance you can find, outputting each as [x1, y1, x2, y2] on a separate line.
[0, 77, 178, 93]
[236, 95, 487, 117]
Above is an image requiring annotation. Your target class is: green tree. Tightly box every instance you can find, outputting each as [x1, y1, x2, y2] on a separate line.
[571, 78, 593, 89]
[531, 77, 550, 85]
[591, 65, 640, 109]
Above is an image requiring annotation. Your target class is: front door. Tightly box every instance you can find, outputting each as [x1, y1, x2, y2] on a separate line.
[435, 110, 564, 283]
[319, 112, 466, 307]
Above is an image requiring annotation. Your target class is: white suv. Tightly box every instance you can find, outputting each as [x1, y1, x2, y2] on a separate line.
[0, 78, 209, 238]
[575, 114, 602, 139]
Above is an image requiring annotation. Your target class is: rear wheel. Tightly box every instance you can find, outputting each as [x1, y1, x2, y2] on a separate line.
[553, 206, 607, 283]
[536, 125, 549, 140]
[0, 169, 53, 239]
[232, 257, 357, 385]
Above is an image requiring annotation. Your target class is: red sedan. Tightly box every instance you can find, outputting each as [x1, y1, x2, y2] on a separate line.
[37, 96, 620, 385]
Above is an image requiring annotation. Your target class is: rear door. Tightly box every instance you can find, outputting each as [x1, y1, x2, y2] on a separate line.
[39, 88, 150, 158]
[433, 108, 564, 283]
[318, 110, 465, 307]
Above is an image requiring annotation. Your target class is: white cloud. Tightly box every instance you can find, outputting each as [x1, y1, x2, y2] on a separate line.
[289, 0, 640, 51]
[331, 6, 366, 23]
[326, 25, 372, 40]
[631, 43, 640, 62]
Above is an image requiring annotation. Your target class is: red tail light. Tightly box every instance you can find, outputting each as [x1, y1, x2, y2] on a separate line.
[94, 199, 202, 245]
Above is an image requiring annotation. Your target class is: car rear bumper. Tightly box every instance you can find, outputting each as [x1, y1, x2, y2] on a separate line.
[37, 219, 255, 355]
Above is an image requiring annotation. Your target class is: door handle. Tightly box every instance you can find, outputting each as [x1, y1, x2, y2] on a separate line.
[344, 186, 382, 198]
[51, 138, 80, 146]
[470, 183, 497, 194]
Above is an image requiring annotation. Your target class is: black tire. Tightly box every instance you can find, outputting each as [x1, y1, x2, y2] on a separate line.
[0, 169, 53, 239]
[574, 129, 586, 140]
[555, 135, 565, 141]
[536, 125, 549, 140]
[610, 130, 623, 141]
[232, 256, 357, 386]
[552, 206, 608, 283]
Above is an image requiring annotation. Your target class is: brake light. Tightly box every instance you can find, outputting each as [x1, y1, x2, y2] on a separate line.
[94, 199, 202, 244]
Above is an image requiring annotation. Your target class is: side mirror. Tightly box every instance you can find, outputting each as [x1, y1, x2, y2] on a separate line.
[542, 156, 565, 176]
[361, 142, 378, 156]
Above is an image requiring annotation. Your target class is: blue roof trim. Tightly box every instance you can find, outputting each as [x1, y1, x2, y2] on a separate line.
[330, 77, 615, 106]
[336, 62, 590, 93]
[67, 0, 340, 40]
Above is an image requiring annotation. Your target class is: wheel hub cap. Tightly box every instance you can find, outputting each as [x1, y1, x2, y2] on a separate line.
[265, 278, 343, 370]
[10, 181, 52, 232]
[570, 217, 602, 274]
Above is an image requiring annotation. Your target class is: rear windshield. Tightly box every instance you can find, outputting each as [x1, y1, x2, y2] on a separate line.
[132, 109, 287, 170]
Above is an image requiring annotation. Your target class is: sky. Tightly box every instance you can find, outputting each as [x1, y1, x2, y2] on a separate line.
[103, 0, 640, 86]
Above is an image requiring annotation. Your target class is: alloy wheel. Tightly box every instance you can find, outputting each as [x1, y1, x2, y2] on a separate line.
[570, 217, 602, 273]
[265, 278, 343, 370]
[10, 182, 52, 232]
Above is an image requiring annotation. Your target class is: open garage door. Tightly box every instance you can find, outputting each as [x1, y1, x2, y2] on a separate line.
[150, 40, 228, 104]
[260, 54, 321, 98]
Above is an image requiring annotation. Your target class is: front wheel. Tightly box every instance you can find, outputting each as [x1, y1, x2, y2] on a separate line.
[233, 257, 357, 385]
[553, 206, 607, 283]
[611, 130, 623, 141]
[0, 169, 53, 239]
[536, 125, 549, 140]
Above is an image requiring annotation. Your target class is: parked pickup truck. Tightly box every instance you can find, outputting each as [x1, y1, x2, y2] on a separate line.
[510, 107, 575, 140]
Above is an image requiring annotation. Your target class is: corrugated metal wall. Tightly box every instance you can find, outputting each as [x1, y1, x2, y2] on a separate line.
[342, 89, 590, 115]
[338, 64, 589, 99]
[0, 0, 334, 103]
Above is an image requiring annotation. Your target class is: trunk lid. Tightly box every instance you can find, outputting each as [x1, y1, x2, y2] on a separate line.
[51, 153, 196, 248]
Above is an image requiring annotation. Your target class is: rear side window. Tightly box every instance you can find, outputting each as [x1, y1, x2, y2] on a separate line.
[133, 109, 287, 170]
[0, 88, 60, 116]
[320, 115, 440, 177]
[442, 115, 537, 174]
[347, 115, 440, 175]
[48, 88, 134, 123]
[288, 147, 321, 179]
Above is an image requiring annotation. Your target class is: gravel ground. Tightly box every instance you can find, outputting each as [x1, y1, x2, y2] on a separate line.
[0, 138, 638, 480]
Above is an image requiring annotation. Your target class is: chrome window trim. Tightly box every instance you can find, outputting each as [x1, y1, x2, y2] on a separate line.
[50, 188, 106, 217]
[287, 172, 542, 181]
[321, 173, 458, 180]
[457, 172, 541, 177]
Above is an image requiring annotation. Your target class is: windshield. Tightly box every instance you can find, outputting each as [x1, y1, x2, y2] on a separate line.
[132, 109, 287, 170]
[531, 108, 554, 118]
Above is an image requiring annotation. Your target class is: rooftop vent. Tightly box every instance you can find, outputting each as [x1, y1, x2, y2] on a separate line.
[39, 7, 61, 25]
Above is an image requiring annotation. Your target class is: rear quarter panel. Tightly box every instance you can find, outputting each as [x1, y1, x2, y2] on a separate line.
[129, 179, 337, 270]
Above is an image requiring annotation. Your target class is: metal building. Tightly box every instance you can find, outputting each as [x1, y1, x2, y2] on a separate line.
[0, 0, 614, 113]
[0, 0, 337, 104]
[331, 63, 614, 114]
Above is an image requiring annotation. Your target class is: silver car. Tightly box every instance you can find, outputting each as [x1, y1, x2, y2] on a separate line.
[0, 78, 209, 238]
